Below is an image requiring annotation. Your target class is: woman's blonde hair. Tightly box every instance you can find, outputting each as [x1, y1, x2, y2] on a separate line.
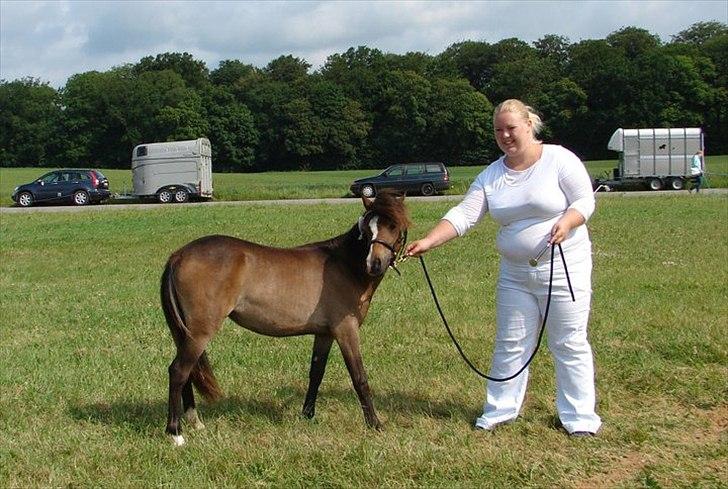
[493, 99, 543, 138]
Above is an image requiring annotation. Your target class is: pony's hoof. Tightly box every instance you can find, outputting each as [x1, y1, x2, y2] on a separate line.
[367, 419, 383, 431]
[170, 434, 186, 446]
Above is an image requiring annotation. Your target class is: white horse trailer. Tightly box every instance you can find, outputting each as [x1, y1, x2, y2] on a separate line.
[598, 128, 704, 191]
[131, 138, 213, 203]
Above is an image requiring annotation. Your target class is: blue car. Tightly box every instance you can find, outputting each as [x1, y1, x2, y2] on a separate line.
[12, 169, 111, 207]
[350, 162, 451, 198]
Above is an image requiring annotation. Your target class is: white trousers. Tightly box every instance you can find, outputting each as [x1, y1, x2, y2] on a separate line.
[474, 255, 602, 434]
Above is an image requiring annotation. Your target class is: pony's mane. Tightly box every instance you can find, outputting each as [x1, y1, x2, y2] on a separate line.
[368, 190, 411, 230]
[302, 190, 411, 252]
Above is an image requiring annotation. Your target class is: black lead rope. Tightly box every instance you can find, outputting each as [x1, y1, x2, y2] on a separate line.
[419, 244, 575, 382]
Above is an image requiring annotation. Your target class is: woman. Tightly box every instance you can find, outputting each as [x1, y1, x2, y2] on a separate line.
[406, 99, 601, 436]
[690, 149, 704, 193]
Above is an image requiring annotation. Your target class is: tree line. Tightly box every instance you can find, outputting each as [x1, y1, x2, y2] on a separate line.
[1, 21, 725, 172]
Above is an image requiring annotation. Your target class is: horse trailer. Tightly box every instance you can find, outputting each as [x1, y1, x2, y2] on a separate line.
[131, 138, 213, 203]
[597, 128, 704, 191]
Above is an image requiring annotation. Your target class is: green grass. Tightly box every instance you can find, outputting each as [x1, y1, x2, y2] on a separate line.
[1, 194, 726, 487]
[2, 155, 726, 206]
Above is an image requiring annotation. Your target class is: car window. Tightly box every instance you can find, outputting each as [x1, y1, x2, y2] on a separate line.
[426, 164, 444, 173]
[93, 170, 107, 180]
[405, 165, 424, 175]
[78, 172, 90, 181]
[40, 173, 59, 183]
[67, 172, 81, 182]
[386, 166, 404, 177]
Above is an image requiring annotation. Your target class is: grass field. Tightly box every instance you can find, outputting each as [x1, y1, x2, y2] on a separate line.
[1, 155, 726, 206]
[0, 193, 726, 487]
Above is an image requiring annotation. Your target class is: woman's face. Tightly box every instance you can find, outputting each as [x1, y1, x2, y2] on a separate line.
[494, 110, 534, 158]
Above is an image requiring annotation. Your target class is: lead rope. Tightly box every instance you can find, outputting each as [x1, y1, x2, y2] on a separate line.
[418, 244, 575, 382]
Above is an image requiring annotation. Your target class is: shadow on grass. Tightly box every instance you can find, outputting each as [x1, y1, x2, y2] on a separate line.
[68, 384, 472, 433]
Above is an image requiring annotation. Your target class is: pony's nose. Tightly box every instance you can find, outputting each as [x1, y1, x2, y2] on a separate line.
[368, 258, 385, 276]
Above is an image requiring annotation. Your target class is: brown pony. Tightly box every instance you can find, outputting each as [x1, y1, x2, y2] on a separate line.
[161, 191, 410, 445]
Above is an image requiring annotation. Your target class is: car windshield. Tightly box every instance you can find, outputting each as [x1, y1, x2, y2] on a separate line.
[93, 170, 107, 179]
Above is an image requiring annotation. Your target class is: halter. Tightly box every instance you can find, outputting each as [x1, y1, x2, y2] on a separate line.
[359, 211, 409, 275]
[371, 230, 408, 275]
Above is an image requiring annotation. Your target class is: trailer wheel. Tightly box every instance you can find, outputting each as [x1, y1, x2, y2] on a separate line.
[173, 189, 189, 203]
[158, 189, 173, 203]
[647, 178, 663, 191]
[668, 177, 684, 191]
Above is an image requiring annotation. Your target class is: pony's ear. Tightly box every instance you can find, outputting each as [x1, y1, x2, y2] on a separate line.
[362, 196, 374, 210]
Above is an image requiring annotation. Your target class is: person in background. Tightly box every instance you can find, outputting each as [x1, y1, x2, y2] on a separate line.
[405, 99, 601, 437]
[690, 149, 704, 193]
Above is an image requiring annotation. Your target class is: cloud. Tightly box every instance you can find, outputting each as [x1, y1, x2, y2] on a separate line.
[1, 0, 725, 88]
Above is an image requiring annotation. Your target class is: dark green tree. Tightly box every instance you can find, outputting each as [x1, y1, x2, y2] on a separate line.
[134, 52, 210, 89]
[534, 34, 571, 74]
[606, 26, 661, 59]
[435, 41, 495, 93]
[320, 46, 388, 111]
[210, 60, 257, 86]
[0, 78, 60, 167]
[263, 55, 311, 83]
[426, 78, 494, 164]
[56, 70, 135, 167]
[566, 39, 633, 157]
[384, 51, 434, 75]
[202, 85, 258, 171]
[369, 70, 432, 164]
[671, 21, 728, 45]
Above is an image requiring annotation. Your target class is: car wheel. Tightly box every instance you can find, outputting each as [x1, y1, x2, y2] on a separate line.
[669, 177, 684, 191]
[17, 191, 34, 207]
[361, 185, 375, 198]
[647, 178, 663, 191]
[158, 189, 173, 203]
[73, 190, 90, 206]
[173, 188, 189, 203]
[420, 183, 435, 196]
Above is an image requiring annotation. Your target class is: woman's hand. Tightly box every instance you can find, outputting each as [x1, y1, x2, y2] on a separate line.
[405, 239, 432, 257]
[550, 209, 586, 245]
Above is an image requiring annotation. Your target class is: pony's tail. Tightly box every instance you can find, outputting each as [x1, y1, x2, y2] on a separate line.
[161, 257, 223, 402]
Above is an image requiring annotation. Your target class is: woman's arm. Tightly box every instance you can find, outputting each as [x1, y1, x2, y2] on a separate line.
[405, 220, 459, 256]
[553, 150, 595, 244]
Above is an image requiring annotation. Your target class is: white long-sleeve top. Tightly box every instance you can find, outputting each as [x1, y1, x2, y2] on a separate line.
[443, 144, 595, 263]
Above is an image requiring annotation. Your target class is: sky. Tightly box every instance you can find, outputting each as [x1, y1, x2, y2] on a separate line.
[1, 0, 726, 88]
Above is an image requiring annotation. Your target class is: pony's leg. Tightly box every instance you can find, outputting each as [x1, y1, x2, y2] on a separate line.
[182, 381, 205, 430]
[302, 334, 334, 419]
[167, 355, 192, 446]
[334, 323, 382, 429]
[166, 335, 212, 446]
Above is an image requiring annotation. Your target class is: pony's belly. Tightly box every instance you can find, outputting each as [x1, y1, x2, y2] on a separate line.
[228, 308, 328, 337]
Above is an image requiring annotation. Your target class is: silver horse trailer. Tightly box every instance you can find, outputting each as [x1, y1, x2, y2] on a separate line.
[599, 128, 704, 191]
[131, 138, 213, 203]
